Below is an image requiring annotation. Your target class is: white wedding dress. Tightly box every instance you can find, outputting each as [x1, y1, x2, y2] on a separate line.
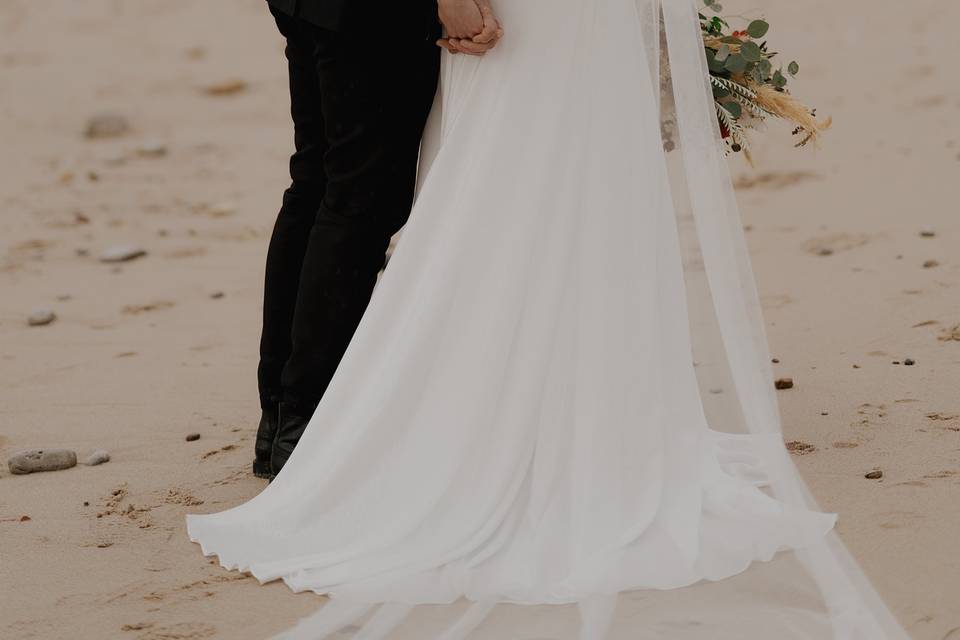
[187, 0, 909, 637]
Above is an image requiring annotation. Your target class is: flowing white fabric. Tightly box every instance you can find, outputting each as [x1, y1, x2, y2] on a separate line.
[187, 0, 909, 637]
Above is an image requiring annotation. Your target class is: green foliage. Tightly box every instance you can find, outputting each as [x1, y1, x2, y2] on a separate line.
[699, 0, 809, 155]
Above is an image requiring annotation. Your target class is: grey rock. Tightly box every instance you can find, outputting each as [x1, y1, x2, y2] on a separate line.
[904, 358, 916, 366]
[100, 244, 147, 263]
[865, 470, 883, 480]
[83, 449, 111, 466]
[84, 113, 130, 139]
[28, 309, 56, 327]
[185, 433, 201, 442]
[8, 449, 78, 475]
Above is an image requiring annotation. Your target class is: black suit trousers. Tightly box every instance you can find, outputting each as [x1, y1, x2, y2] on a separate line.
[258, 6, 440, 415]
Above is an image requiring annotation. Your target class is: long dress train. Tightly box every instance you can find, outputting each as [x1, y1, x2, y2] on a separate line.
[187, 0, 908, 637]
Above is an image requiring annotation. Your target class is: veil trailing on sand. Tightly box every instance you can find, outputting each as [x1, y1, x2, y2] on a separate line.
[188, 0, 908, 637]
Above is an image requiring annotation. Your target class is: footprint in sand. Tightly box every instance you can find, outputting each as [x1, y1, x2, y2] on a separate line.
[802, 232, 870, 257]
[733, 170, 820, 190]
[938, 324, 960, 342]
[200, 444, 238, 460]
[96, 484, 154, 529]
[925, 413, 960, 432]
[761, 293, 793, 310]
[163, 247, 207, 259]
[122, 301, 175, 315]
[136, 622, 217, 640]
[161, 488, 204, 507]
[786, 441, 817, 455]
[832, 441, 859, 449]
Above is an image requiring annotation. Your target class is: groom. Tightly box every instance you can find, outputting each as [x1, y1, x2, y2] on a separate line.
[255, 0, 503, 478]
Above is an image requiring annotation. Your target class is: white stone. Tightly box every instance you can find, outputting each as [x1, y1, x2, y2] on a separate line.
[100, 244, 147, 263]
[28, 309, 56, 327]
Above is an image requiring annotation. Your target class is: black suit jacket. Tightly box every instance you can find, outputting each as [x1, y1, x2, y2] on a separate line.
[267, 0, 437, 32]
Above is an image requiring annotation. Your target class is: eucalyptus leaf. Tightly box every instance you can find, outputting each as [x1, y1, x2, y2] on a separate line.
[706, 48, 726, 72]
[788, 61, 800, 76]
[722, 101, 742, 118]
[772, 69, 787, 88]
[747, 19, 769, 38]
[740, 41, 762, 62]
[724, 53, 747, 74]
[713, 85, 731, 99]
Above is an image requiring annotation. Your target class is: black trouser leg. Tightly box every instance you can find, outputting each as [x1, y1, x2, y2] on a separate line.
[279, 15, 441, 417]
[257, 8, 331, 411]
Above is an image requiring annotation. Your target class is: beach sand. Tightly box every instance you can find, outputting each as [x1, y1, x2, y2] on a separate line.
[1, 1, 957, 638]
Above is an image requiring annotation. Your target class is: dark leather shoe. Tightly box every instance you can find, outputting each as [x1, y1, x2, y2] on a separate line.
[270, 402, 311, 476]
[252, 405, 279, 479]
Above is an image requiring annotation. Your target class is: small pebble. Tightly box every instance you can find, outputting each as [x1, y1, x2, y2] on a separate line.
[816, 247, 834, 256]
[8, 449, 77, 475]
[771, 358, 780, 364]
[28, 309, 56, 327]
[84, 113, 130, 139]
[210, 291, 225, 299]
[923, 260, 940, 269]
[821, 411, 829, 416]
[920, 228, 936, 238]
[83, 501, 90, 507]
[774, 378, 794, 390]
[904, 358, 916, 366]
[100, 244, 147, 263]
[865, 470, 883, 480]
[185, 433, 201, 442]
[82, 449, 111, 466]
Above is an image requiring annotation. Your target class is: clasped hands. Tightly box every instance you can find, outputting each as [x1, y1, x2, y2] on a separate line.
[437, 0, 503, 56]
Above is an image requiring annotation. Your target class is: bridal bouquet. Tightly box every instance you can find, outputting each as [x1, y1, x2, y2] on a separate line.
[700, 0, 831, 159]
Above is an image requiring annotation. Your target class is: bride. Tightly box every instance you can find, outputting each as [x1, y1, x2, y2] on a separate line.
[188, 0, 908, 637]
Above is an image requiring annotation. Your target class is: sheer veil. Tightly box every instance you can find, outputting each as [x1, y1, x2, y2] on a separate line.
[192, 0, 909, 637]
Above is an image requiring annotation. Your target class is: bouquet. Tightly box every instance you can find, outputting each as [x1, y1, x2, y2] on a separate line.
[700, 0, 831, 160]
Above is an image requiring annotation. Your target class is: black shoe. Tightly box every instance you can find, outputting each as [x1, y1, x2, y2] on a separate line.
[270, 402, 311, 476]
[252, 404, 279, 479]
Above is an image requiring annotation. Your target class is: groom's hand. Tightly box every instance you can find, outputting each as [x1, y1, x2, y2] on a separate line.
[438, 0, 485, 38]
[437, 1, 503, 56]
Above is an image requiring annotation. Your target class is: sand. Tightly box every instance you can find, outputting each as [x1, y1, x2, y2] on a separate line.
[0, 1, 957, 638]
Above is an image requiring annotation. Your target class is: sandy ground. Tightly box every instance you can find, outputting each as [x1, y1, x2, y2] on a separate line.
[0, 1, 957, 638]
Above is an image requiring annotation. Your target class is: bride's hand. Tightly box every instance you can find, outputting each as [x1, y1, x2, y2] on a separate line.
[438, 2, 503, 56]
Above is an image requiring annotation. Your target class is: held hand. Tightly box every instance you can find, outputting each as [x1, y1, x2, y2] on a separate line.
[438, 0, 485, 39]
[437, 1, 503, 56]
